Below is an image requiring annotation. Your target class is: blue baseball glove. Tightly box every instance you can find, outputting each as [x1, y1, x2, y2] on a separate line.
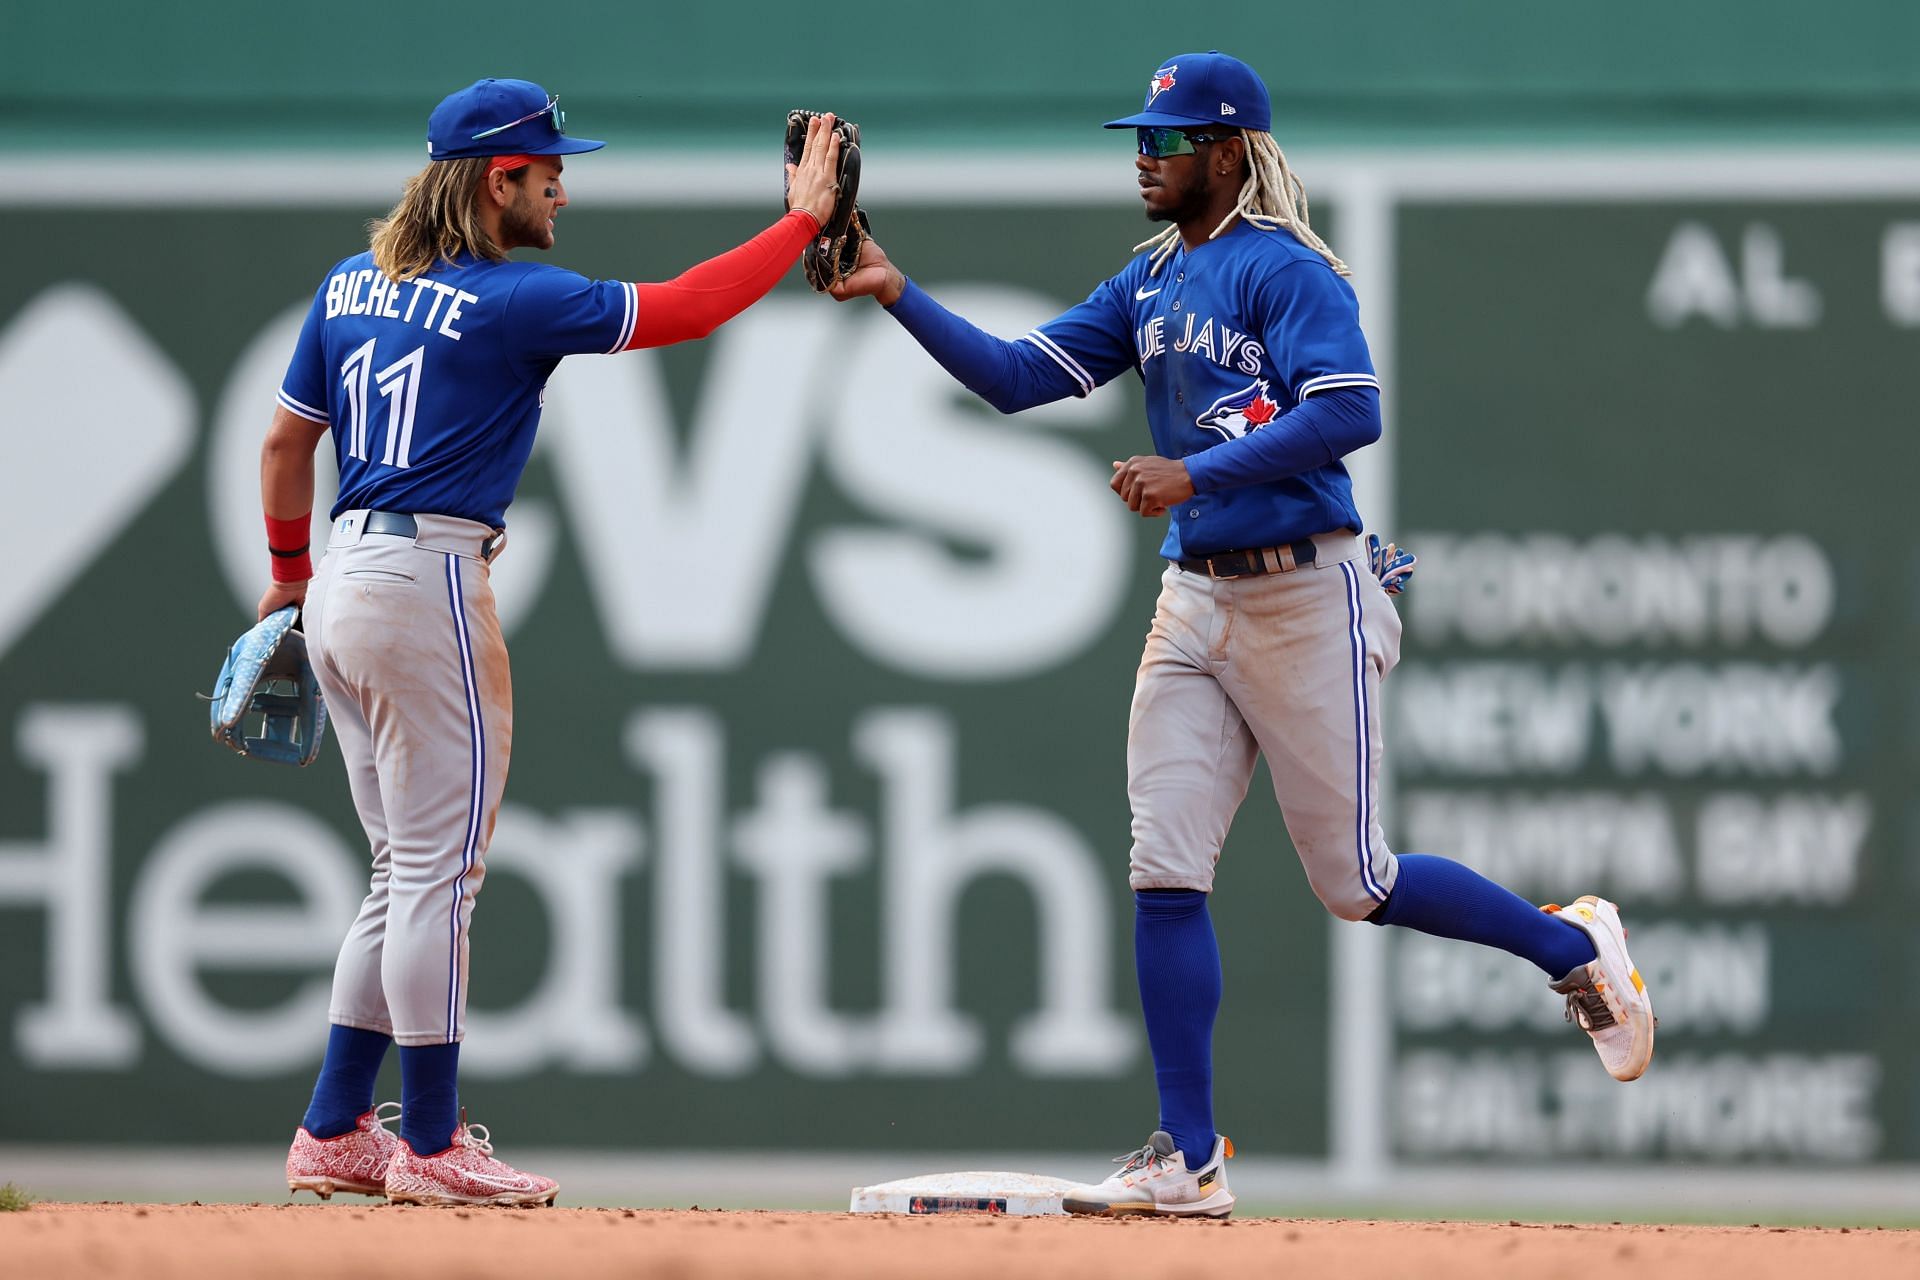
[1367, 533, 1417, 596]
[207, 606, 328, 766]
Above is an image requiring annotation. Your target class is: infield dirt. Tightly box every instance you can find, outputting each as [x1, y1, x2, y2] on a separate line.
[5, 1202, 1918, 1279]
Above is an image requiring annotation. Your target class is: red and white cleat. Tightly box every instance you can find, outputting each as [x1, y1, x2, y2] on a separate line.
[286, 1102, 401, 1200]
[383, 1117, 559, 1208]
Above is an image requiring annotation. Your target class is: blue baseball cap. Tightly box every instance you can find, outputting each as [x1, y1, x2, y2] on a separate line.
[1103, 51, 1272, 134]
[426, 78, 606, 161]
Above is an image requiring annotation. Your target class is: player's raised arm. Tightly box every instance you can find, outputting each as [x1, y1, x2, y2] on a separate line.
[614, 113, 842, 347]
[829, 238, 1137, 414]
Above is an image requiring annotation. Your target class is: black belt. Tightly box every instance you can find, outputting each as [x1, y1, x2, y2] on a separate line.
[362, 511, 505, 563]
[1178, 539, 1318, 578]
[362, 511, 419, 539]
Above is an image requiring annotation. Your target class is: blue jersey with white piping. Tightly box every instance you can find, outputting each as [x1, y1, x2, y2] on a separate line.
[278, 251, 640, 527]
[1027, 220, 1378, 557]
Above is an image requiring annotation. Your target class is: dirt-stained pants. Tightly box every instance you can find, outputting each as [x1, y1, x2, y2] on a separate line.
[302, 511, 511, 1046]
[1126, 531, 1402, 920]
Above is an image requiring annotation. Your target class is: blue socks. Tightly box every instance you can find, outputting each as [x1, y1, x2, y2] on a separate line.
[1130, 862, 1586, 1172]
[302, 1027, 463, 1154]
[1372, 853, 1597, 979]
[1134, 889, 1221, 1171]
[399, 1042, 462, 1155]
[301, 1025, 393, 1139]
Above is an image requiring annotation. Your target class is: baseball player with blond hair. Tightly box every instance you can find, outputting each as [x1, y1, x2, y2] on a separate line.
[829, 51, 1653, 1218]
[269, 78, 845, 1206]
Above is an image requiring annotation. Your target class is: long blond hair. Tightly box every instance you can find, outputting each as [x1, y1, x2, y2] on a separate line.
[369, 158, 523, 282]
[1135, 130, 1349, 278]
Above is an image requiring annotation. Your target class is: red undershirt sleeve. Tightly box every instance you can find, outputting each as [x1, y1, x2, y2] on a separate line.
[626, 208, 821, 348]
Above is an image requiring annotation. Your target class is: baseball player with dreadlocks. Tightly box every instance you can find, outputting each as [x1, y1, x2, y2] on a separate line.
[268, 78, 845, 1206]
[829, 51, 1653, 1218]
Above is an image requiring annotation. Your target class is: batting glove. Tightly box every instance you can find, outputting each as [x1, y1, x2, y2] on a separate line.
[1367, 533, 1417, 596]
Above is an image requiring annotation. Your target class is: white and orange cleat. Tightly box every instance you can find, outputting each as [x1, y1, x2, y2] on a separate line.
[286, 1102, 401, 1200]
[1546, 895, 1656, 1082]
[1061, 1130, 1234, 1218]
[383, 1116, 559, 1208]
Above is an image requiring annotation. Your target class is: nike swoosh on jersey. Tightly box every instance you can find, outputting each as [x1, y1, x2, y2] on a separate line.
[1136, 286, 1163, 300]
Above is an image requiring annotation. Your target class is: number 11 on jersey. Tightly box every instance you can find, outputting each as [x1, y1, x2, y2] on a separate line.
[341, 339, 427, 469]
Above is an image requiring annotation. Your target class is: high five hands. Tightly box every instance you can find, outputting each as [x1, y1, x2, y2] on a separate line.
[826, 238, 906, 307]
[806, 195, 1192, 525]
[783, 112, 844, 233]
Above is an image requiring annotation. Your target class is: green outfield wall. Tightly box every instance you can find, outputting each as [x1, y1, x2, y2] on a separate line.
[0, 149, 1916, 1188]
[7, 0, 1920, 150]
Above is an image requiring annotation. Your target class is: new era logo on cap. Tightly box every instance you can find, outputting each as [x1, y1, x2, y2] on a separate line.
[1103, 50, 1272, 134]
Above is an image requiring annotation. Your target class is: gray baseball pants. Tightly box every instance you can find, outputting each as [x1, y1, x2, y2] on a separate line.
[302, 511, 512, 1046]
[1127, 531, 1402, 920]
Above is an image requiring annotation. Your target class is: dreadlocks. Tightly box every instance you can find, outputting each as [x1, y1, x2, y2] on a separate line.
[1134, 130, 1349, 279]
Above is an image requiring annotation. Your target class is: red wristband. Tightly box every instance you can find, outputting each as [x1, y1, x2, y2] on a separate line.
[266, 512, 313, 583]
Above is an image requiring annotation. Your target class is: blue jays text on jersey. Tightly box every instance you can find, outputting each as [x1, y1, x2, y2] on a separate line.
[1029, 220, 1380, 558]
[277, 251, 644, 528]
[888, 218, 1382, 559]
[1133, 309, 1265, 377]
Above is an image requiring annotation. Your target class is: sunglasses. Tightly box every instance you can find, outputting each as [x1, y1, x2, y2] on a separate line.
[1136, 127, 1233, 158]
[472, 95, 566, 142]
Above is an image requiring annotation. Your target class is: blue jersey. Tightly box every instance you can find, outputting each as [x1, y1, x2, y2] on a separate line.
[933, 218, 1359, 556]
[277, 251, 642, 527]
[1025, 221, 1378, 558]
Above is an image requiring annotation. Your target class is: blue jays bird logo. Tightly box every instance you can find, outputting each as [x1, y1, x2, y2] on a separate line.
[1196, 379, 1281, 440]
[1147, 66, 1178, 105]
